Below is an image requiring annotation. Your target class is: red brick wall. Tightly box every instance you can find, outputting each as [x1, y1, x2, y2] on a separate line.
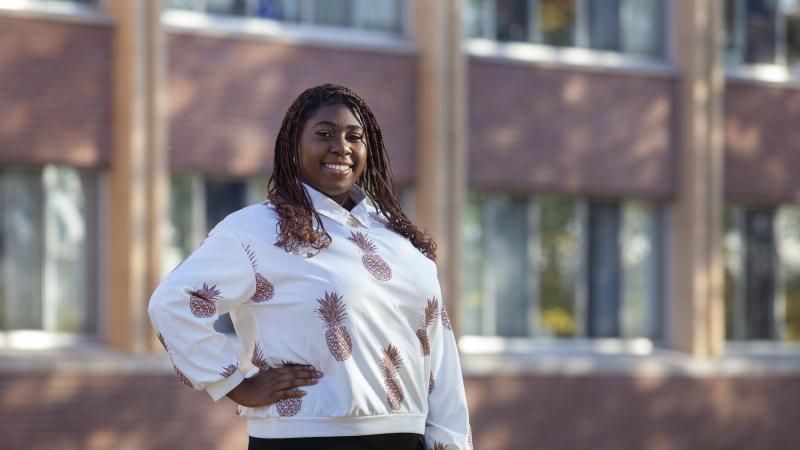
[725, 81, 800, 204]
[468, 60, 677, 198]
[3, 371, 798, 450]
[168, 32, 418, 183]
[0, 16, 112, 168]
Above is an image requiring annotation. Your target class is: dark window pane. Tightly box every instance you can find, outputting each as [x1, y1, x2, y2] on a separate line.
[620, 0, 664, 56]
[786, 5, 800, 67]
[588, 0, 620, 51]
[497, 0, 529, 41]
[257, 0, 302, 20]
[538, 196, 578, 337]
[539, 0, 575, 46]
[487, 195, 530, 336]
[205, 0, 249, 15]
[462, 193, 485, 335]
[465, 0, 486, 38]
[313, 0, 353, 27]
[354, 0, 401, 32]
[745, 0, 778, 64]
[587, 202, 621, 337]
[744, 208, 777, 339]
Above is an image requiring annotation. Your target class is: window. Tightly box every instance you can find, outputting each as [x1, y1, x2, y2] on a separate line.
[462, 192, 662, 339]
[466, 0, 665, 58]
[0, 165, 98, 335]
[725, 204, 800, 341]
[725, 0, 800, 71]
[165, 0, 404, 34]
[164, 174, 267, 333]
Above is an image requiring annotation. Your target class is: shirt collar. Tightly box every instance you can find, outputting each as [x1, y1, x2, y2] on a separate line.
[302, 182, 373, 228]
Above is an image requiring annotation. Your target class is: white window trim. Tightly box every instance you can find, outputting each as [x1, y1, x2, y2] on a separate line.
[162, 9, 417, 55]
[725, 64, 800, 88]
[0, 0, 113, 25]
[459, 335, 800, 376]
[466, 38, 677, 78]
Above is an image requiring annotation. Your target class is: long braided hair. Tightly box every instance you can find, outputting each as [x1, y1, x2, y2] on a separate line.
[267, 84, 437, 261]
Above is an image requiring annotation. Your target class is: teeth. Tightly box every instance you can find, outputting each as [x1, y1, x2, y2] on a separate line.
[324, 164, 350, 171]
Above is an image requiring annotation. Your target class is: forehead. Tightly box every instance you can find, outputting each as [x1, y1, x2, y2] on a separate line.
[306, 103, 362, 128]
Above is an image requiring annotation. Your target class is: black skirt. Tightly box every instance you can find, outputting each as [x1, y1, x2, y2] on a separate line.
[248, 433, 427, 450]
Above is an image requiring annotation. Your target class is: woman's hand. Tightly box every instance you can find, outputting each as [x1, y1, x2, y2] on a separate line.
[226, 365, 322, 408]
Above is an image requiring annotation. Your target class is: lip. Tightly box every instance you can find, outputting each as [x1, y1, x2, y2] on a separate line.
[321, 162, 353, 176]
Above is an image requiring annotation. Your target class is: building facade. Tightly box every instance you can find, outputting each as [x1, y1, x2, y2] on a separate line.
[1, 1, 799, 449]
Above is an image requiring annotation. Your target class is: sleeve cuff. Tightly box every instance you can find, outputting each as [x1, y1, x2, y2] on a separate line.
[206, 369, 246, 401]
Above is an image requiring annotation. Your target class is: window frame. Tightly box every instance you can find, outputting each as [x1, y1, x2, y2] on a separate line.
[462, 192, 664, 343]
[466, 0, 673, 75]
[162, 0, 415, 53]
[0, 0, 111, 25]
[0, 165, 104, 348]
[724, 0, 800, 84]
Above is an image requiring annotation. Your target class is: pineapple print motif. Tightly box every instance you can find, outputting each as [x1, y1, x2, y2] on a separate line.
[219, 363, 239, 378]
[380, 344, 404, 411]
[243, 244, 274, 302]
[188, 283, 222, 318]
[441, 304, 452, 331]
[416, 297, 440, 356]
[370, 211, 390, 227]
[315, 291, 352, 361]
[347, 231, 392, 281]
[428, 371, 435, 394]
[157, 333, 194, 388]
[251, 342, 270, 371]
[433, 443, 446, 450]
[276, 361, 303, 416]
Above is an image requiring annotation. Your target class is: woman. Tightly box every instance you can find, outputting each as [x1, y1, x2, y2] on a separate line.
[148, 84, 471, 450]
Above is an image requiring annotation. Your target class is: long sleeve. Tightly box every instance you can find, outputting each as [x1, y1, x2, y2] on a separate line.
[425, 301, 472, 450]
[148, 228, 256, 401]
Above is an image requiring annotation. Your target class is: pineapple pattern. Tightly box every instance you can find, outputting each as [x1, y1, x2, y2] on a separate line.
[156, 333, 194, 388]
[347, 231, 392, 281]
[315, 291, 353, 361]
[428, 371, 435, 394]
[219, 363, 239, 378]
[380, 344, 404, 411]
[251, 342, 270, 371]
[433, 443, 446, 450]
[416, 297, 440, 356]
[369, 211, 390, 227]
[188, 283, 222, 318]
[276, 361, 303, 417]
[441, 304, 452, 331]
[243, 244, 274, 303]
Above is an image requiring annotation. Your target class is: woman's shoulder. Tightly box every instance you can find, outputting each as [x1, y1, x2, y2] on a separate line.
[209, 202, 279, 239]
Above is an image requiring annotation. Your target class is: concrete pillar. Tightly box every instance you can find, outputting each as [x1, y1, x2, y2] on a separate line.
[667, 0, 726, 357]
[413, 0, 467, 334]
[106, 0, 167, 353]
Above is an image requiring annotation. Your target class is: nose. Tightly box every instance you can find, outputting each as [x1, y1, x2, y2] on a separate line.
[330, 136, 352, 155]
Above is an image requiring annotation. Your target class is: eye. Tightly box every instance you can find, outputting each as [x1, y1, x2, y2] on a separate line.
[347, 134, 363, 141]
[316, 130, 333, 138]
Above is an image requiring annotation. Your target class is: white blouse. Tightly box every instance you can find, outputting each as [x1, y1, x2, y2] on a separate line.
[148, 184, 472, 449]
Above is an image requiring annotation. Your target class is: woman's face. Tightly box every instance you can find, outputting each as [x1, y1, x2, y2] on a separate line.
[298, 103, 367, 205]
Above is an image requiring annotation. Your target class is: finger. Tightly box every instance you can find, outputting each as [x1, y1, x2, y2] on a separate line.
[278, 389, 306, 401]
[272, 376, 318, 391]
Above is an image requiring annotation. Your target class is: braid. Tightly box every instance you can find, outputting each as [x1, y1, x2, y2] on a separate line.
[267, 84, 437, 260]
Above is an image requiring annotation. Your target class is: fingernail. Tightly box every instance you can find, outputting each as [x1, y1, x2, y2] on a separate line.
[315, 371, 323, 377]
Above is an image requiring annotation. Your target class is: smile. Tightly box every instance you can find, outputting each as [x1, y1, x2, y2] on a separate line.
[322, 163, 352, 173]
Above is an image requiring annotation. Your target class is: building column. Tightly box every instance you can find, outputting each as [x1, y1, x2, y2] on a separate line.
[413, 0, 467, 333]
[106, 0, 167, 353]
[667, 0, 726, 357]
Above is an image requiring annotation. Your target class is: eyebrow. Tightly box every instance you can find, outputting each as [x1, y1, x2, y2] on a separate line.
[313, 120, 363, 131]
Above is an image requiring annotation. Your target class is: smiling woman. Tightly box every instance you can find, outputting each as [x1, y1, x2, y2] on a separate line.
[148, 84, 472, 450]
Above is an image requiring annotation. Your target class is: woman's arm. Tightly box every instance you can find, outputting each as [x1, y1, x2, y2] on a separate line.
[425, 300, 472, 450]
[148, 228, 257, 400]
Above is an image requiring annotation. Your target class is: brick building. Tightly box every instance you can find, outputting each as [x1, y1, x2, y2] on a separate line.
[1, 1, 799, 449]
